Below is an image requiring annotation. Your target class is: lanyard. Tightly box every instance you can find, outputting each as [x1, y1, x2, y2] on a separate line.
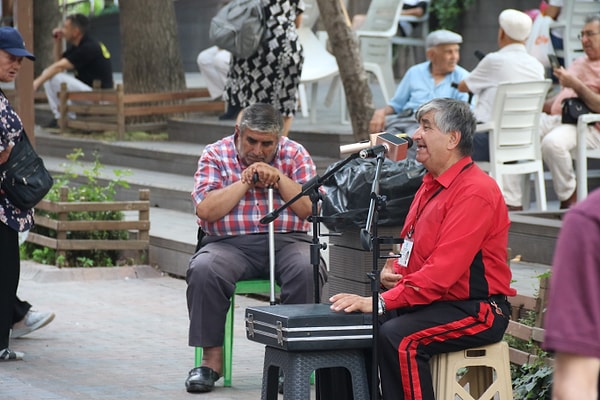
[406, 161, 474, 239]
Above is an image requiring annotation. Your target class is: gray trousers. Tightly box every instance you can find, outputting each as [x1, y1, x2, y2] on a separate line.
[186, 232, 327, 347]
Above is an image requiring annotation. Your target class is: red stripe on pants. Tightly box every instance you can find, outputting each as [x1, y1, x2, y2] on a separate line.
[397, 303, 495, 400]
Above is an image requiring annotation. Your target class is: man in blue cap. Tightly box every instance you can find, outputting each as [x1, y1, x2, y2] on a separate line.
[0, 26, 55, 348]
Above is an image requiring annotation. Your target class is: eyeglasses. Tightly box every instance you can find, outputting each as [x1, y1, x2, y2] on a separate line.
[578, 31, 600, 40]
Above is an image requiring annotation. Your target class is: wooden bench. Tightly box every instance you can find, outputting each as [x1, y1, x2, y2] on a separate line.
[58, 83, 225, 139]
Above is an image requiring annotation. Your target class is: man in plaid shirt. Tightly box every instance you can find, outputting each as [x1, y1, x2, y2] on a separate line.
[185, 103, 327, 393]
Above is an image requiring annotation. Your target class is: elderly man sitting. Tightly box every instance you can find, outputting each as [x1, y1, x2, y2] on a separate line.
[458, 9, 545, 211]
[540, 14, 600, 209]
[369, 29, 469, 136]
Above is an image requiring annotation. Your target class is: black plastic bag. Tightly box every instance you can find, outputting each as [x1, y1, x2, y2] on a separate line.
[321, 158, 426, 231]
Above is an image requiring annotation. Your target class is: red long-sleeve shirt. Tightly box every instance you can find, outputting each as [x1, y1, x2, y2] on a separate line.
[382, 156, 516, 310]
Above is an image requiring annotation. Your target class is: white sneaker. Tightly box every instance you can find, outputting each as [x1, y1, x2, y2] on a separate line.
[0, 348, 24, 361]
[11, 310, 55, 338]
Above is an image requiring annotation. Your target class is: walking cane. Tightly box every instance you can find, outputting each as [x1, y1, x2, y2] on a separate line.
[254, 171, 277, 306]
[267, 185, 276, 305]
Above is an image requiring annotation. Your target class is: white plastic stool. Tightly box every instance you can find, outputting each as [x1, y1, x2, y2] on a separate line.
[431, 341, 513, 400]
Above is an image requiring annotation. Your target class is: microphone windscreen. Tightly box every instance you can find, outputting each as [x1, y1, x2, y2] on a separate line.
[375, 132, 410, 161]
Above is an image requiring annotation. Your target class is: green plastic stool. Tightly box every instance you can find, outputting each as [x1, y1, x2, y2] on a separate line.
[195, 279, 280, 387]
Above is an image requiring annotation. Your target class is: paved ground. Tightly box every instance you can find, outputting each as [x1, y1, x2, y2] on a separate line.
[1, 257, 547, 400]
[1, 261, 277, 400]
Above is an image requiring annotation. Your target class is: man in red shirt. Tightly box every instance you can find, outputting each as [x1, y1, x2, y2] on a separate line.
[330, 98, 516, 400]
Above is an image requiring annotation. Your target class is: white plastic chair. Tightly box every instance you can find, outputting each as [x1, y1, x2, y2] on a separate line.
[297, 0, 341, 123]
[575, 114, 600, 200]
[475, 80, 552, 211]
[390, 6, 430, 50]
[550, 0, 600, 67]
[355, 0, 404, 103]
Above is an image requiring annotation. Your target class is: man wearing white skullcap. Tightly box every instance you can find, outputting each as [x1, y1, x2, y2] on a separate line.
[457, 9, 545, 211]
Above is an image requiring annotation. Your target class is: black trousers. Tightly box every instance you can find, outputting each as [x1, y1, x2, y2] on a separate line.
[378, 297, 510, 400]
[317, 298, 510, 400]
[13, 297, 32, 324]
[0, 222, 20, 349]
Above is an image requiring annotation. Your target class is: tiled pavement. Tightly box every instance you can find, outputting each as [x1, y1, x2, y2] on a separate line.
[1, 261, 276, 400]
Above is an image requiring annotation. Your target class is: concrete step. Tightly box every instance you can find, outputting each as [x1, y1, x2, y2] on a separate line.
[167, 115, 355, 159]
[147, 207, 197, 278]
[36, 129, 203, 176]
[35, 128, 342, 177]
[41, 154, 196, 213]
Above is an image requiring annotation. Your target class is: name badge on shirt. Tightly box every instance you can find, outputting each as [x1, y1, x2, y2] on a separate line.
[397, 238, 413, 267]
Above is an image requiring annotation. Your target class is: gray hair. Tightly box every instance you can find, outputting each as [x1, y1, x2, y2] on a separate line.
[585, 14, 600, 25]
[415, 98, 475, 156]
[238, 103, 283, 136]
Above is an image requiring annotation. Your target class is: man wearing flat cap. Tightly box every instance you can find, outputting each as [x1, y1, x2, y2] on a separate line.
[458, 9, 545, 211]
[369, 29, 469, 136]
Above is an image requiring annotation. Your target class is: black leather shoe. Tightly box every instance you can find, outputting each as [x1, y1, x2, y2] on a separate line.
[185, 366, 220, 393]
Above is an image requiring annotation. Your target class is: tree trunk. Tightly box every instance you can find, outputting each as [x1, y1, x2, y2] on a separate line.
[119, 0, 186, 94]
[33, 2, 62, 78]
[317, 0, 373, 141]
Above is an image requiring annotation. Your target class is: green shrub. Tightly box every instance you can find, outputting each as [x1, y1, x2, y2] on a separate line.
[22, 149, 132, 267]
[512, 360, 553, 400]
[430, 0, 475, 31]
[506, 274, 554, 400]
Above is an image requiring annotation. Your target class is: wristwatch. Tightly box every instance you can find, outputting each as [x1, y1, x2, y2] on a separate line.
[377, 294, 386, 316]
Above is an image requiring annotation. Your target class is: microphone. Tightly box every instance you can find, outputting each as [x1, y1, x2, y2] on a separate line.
[357, 132, 413, 161]
[340, 132, 413, 161]
[339, 139, 371, 155]
[474, 50, 486, 61]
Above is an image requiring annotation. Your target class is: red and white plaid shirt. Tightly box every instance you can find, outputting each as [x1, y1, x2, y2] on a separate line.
[192, 134, 316, 236]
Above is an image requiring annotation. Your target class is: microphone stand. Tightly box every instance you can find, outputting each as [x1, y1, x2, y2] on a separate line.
[360, 151, 402, 400]
[259, 150, 362, 303]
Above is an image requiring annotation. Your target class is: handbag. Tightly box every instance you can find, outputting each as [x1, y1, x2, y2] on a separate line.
[561, 97, 592, 124]
[0, 131, 53, 210]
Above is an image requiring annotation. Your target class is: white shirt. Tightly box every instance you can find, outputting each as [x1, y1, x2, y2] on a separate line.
[464, 43, 545, 122]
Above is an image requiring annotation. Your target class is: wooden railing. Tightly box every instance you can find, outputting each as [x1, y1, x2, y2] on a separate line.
[27, 187, 151, 265]
[3, 88, 49, 104]
[58, 83, 225, 139]
[507, 276, 552, 366]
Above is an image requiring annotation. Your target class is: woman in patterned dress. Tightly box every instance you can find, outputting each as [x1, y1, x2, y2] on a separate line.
[0, 27, 36, 361]
[224, 0, 304, 136]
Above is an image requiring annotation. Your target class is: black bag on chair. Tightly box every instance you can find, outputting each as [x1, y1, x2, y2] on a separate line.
[0, 132, 53, 210]
[561, 97, 591, 124]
